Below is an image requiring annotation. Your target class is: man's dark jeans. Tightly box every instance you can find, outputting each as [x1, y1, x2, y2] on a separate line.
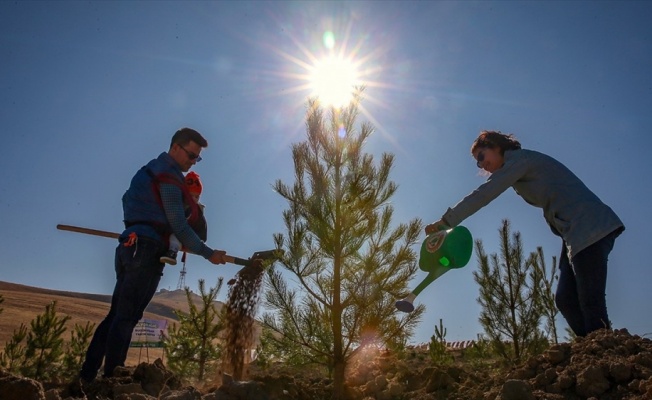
[80, 236, 165, 381]
[555, 230, 618, 337]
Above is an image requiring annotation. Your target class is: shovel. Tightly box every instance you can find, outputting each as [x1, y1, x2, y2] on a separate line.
[56, 224, 283, 267]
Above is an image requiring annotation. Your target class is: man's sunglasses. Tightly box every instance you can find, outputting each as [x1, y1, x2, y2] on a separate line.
[179, 145, 202, 162]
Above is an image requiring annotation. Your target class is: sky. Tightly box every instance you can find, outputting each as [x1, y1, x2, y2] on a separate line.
[1, 1, 651, 345]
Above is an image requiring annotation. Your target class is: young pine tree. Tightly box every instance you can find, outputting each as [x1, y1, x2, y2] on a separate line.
[529, 246, 560, 344]
[61, 321, 96, 380]
[22, 301, 70, 380]
[428, 319, 453, 364]
[0, 323, 28, 374]
[163, 279, 224, 383]
[264, 90, 423, 399]
[462, 333, 493, 367]
[473, 219, 547, 365]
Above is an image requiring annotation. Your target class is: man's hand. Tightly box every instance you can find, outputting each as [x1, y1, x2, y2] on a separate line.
[208, 250, 227, 265]
[425, 219, 449, 235]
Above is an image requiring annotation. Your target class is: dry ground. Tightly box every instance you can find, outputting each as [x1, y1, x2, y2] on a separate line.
[0, 280, 216, 365]
[3, 280, 652, 400]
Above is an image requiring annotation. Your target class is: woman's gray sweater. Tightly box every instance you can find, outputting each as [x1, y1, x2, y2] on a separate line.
[442, 149, 624, 258]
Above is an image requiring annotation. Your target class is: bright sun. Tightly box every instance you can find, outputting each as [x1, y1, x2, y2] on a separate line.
[309, 55, 359, 108]
[263, 26, 388, 137]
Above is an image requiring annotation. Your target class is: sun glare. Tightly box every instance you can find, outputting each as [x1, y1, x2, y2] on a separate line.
[310, 55, 359, 108]
[255, 20, 398, 145]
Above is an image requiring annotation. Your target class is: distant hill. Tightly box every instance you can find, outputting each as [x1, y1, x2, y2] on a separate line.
[0, 280, 225, 366]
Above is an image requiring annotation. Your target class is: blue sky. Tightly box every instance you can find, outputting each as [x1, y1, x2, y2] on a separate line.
[1, 1, 651, 344]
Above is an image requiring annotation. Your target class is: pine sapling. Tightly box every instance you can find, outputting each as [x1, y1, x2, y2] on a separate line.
[23, 301, 70, 380]
[0, 324, 28, 373]
[62, 321, 95, 380]
[428, 319, 453, 364]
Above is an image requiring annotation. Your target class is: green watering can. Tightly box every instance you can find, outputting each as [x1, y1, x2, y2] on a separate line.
[395, 225, 473, 313]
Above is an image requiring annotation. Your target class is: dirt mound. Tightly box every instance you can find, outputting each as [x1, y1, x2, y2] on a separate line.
[2, 328, 651, 399]
[338, 328, 652, 400]
[248, 328, 652, 400]
[503, 328, 652, 400]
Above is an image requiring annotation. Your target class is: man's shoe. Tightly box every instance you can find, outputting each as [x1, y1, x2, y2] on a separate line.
[160, 250, 178, 265]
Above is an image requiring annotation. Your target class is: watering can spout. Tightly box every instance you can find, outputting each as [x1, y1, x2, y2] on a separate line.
[395, 293, 416, 313]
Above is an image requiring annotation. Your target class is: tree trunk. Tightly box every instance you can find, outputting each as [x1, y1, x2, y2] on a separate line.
[332, 356, 346, 400]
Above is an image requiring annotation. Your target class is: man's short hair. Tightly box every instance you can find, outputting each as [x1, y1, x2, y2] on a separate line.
[170, 128, 208, 149]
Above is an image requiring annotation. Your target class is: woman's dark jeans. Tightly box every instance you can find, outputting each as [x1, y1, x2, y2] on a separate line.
[80, 236, 165, 381]
[555, 231, 618, 337]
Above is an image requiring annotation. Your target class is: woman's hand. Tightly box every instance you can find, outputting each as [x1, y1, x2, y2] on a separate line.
[425, 219, 449, 235]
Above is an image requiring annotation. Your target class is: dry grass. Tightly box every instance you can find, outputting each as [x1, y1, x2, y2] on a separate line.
[0, 280, 220, 366]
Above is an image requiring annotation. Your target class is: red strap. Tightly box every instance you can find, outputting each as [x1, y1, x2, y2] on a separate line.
[151, 171, 201, 227]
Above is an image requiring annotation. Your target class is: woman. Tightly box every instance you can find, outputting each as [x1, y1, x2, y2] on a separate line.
[426, 130, 624, 337]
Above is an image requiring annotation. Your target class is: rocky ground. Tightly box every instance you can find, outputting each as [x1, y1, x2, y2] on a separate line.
[1, 328, 651, 400]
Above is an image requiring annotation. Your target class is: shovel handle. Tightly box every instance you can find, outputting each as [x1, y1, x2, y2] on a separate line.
[57, 224, 120, 239]
[57, 224, 282, 268]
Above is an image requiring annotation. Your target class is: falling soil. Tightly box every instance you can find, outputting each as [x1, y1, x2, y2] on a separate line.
[222, 263, 265, 381]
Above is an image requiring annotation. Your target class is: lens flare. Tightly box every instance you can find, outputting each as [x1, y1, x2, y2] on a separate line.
[323, 31, 335, 49]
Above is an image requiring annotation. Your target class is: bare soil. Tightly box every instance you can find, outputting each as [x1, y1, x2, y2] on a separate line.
[2, 280, 652, 400]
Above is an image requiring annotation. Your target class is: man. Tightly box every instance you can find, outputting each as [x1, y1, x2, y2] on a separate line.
[79, 127, 228, 382]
